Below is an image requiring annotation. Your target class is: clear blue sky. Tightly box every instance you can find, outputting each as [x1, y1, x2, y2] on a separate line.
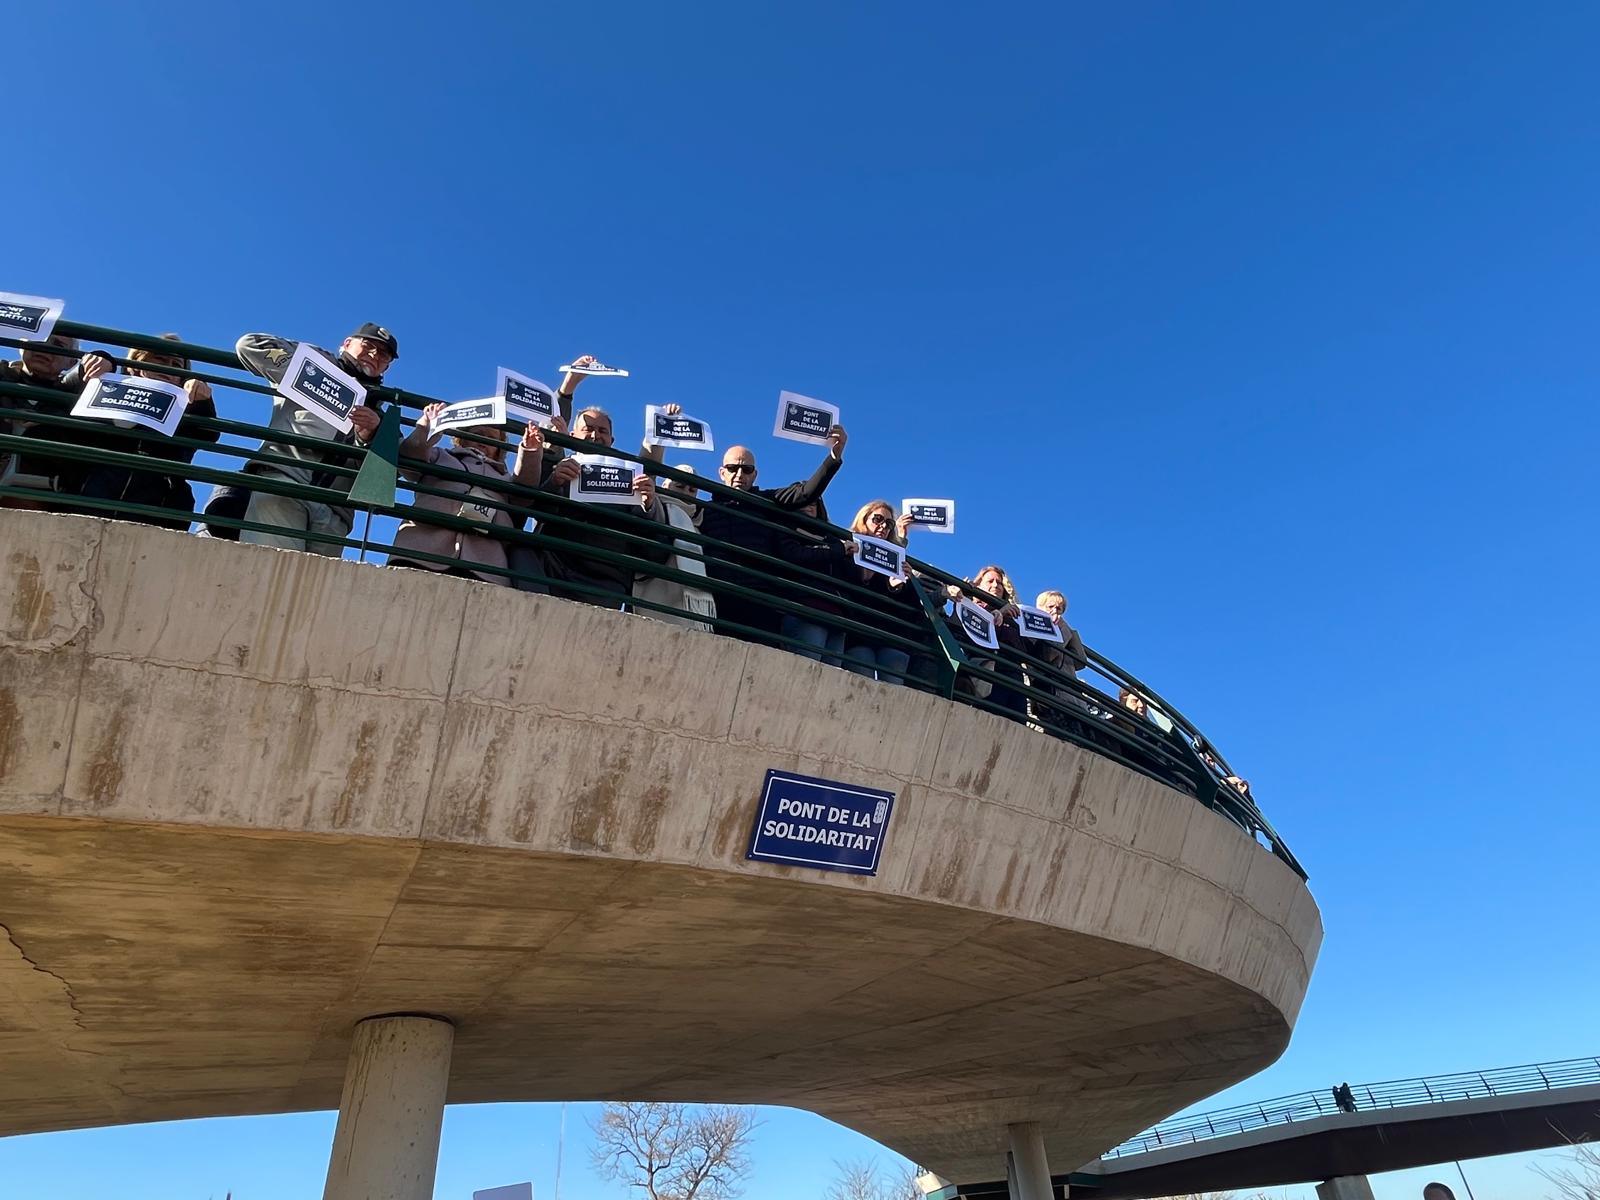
[3, 2, 1596, 1197]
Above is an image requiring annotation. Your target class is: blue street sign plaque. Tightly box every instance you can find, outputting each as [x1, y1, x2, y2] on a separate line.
[746, 769, 896, 876]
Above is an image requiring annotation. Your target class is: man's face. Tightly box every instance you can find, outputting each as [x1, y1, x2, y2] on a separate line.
[574, 412, 614, 447]
[20, 335, 75, 379]
[720, 450, 757, 490]
[340, 336, 394, 379]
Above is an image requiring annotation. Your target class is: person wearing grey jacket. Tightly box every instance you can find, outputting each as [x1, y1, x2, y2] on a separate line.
[388, 403, 543, 585]
[203, 322, 397, 553]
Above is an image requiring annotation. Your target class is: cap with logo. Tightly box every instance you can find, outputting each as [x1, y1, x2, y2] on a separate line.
[347, 322, 398, 359]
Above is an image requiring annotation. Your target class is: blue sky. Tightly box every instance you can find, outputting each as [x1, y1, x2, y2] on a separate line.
[4, 1, 1597, 1197]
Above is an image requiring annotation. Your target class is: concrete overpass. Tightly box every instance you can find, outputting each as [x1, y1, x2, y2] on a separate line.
[0, 512, 1322, 1195]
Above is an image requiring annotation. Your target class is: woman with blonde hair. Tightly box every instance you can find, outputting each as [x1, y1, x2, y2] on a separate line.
[841, 498, 919, 685]
[947, 563, 1028, 717]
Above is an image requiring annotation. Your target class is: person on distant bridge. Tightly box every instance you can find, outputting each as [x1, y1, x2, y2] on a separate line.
[202, 322, 398, 553]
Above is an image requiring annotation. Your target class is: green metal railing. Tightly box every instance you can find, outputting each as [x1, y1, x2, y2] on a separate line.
[0, 319, 1304, 878]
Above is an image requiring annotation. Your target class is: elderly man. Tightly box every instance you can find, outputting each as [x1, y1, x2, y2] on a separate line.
[201, 322, 398, 553]
[521, 405, 674, 605]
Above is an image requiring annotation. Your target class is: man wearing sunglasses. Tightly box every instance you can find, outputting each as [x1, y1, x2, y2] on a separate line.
[676, 422, 848, 645]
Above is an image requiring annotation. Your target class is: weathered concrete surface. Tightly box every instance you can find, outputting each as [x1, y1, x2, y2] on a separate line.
[0, 513, 1322, 1179]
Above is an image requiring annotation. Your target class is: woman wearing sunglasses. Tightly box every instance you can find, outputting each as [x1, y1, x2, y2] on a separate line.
[840, 499, 920, 686]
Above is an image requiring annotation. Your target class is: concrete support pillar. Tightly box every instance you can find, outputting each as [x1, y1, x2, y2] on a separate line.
[1006, 1121, 1055, 1200]
[323, 1015, 455, 1200]
[1316, 1177, 1376, 1200]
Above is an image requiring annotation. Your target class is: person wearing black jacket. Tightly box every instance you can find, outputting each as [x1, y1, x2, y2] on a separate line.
[772, 498, 852, 665]
[53, 336, 220, 530]
[644, 419, 847, 645]
[523, 406, 674, 605]
[840, 500, 922, 686]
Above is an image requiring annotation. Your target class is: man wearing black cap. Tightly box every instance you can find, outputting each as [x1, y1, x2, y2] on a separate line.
[205, 322, 399, 554]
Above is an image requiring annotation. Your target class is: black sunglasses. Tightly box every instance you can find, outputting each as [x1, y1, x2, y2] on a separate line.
[722, 463, 755, 474]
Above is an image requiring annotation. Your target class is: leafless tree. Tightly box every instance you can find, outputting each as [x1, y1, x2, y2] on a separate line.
[590, 1102, 758, 1200]
[824, 1157, 919, 1200]
[1533, 1135, 1600, 1200]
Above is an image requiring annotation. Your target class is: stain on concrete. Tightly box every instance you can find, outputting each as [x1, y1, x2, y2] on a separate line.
[631, 783, 669, 855]
[995, 852, 1020, 908]
[0, 687, 21, 782]
[971, 740, 1003, 797]
[570, 744, 632, 852]
[83, 703, 131, 810]
[332, 720, 380, 829]
[8, 552, 55, 640]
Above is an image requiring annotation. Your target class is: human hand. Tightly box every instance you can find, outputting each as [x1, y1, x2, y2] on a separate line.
[633, 473, 657, 507]
[560, 354, 597, 396]
[549, 413, 568, 436]
[661, 403, 682, 416]
[895, 512, 914, 541]
[81, 352, 115, 383]
[827, 424, 847, 461]
[183, 378, 212, 405]
[946, 583, 963, 601]
[1001, 602, 1021, 620]
[416, 402, 445, 431]
[549, 458, 580, 486]
[350, 405, 381, 443]
[520, 423, 545, 456]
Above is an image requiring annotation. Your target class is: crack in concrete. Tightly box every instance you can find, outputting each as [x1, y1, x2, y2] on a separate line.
[0, 919, 85, 1032]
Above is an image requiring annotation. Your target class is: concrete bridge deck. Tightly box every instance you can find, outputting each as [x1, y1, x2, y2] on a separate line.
[0, 512, 1321, 1180]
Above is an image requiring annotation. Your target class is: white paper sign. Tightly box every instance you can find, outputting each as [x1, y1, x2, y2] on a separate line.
[71, 374, 189, 437]
[0, 291, 64, 342]
[773, 390, 840, 445]
[901, 497, 955, 534]
[852, 533, 906, 579]
[432, 396, 506, 437]
[954, 598, 999, 650]
[497, 367, 558, 426]
[644, 406, 714, 451]
[277, 343, 366, 434]
[569, 453, 639, 505]
[558, 358, 629, 377]
[1017, 605, 1066, 644]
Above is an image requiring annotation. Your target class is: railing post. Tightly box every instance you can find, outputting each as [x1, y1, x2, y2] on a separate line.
[347, 403, 402, 563]
[911, 576, 964, 699]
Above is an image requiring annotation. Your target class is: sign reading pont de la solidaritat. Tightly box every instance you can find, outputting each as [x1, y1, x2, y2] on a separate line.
[747, 769, 895, 876]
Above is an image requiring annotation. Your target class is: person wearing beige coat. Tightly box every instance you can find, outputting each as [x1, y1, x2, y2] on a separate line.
[389, 403, 544, 585]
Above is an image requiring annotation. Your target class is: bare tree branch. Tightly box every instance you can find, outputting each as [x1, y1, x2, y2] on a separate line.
[591, 1102, 758, 1200]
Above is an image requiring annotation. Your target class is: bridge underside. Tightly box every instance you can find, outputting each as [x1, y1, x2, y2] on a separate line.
[0, 816, 1284, 1176]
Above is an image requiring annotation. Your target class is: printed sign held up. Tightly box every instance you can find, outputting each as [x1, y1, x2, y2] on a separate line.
[954, 598, 999, 650]
[432, 396, 506, 437]
[558, 358, 629, 378]
[747, 769, 896, 876]
[901, 497, 955, 535]
[497, 368, 558, 427]
[772, 390, 840, 446]
[0, 291, 64, 342]
[644, 406, 714, 452]
[569, 453, 639, 505]
[852, 533, 906, 580]
[71, 374, 189, 438]
[1017, 604, 1066, 644]
[278, 343, 366, 434]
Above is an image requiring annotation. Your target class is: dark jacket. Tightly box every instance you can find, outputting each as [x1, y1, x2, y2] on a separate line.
[2, 359, 83, 484]
[695, 454, 841, 632]
[516, 454, 675, 603]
